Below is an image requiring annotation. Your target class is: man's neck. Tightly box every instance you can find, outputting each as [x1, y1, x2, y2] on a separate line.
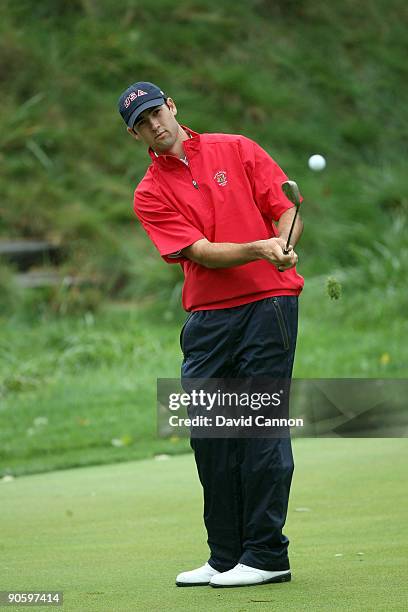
[154, 126, 190, 158]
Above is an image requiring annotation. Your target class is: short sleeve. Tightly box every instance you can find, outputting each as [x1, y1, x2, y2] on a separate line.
[134, 188, 205, 264]
[239, 137, 302, 221]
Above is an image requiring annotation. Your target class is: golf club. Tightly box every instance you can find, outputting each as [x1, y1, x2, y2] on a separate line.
[281, 180, 301, 255]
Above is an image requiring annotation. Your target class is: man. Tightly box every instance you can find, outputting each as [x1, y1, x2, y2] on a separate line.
[118, 81, 304, 588]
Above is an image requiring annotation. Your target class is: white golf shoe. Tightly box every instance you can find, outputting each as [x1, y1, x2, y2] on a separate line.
[176, 562, 220, 587]
[209, 563, 291, 588]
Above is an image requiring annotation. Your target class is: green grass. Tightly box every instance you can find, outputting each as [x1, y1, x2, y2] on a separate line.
[1, 438, 407, 611]
[0, 304, 191, 477]
[1, 269, 407, 478]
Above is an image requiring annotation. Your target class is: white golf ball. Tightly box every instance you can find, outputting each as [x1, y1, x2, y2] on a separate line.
[308, 154, 326, 171]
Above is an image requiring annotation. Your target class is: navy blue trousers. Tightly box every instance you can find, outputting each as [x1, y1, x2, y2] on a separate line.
[180, 296, 298, 572]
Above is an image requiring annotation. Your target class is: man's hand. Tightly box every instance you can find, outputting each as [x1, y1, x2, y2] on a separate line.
[257, 237, 298, 271]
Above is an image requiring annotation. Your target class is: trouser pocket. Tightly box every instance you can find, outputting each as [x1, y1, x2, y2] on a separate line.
[271, 298, 290, 351]
[179, 312, 195, 351]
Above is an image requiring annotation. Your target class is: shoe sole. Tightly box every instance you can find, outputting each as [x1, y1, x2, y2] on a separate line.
[210, 572, 291, 588]
[176, 581, 211, 587]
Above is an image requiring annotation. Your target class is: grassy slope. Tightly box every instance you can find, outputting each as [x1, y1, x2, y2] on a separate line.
[0, 0, 407, 287]
[1, 439, 407, 611]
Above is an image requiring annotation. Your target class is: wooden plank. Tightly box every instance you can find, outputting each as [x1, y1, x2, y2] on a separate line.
[0, 240, 63, 270]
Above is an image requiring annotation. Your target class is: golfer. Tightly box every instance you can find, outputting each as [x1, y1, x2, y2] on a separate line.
[118, 82, 304, 588]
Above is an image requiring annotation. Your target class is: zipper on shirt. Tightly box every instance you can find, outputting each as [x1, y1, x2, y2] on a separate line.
[165, 151, 214, 224]
[177, 149, 199, 190]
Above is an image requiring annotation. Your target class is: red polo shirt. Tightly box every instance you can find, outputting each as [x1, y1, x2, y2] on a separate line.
[133, 127, 304, 311]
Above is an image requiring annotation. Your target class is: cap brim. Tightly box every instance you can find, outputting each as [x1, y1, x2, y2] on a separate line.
[127, 97, 165, 127]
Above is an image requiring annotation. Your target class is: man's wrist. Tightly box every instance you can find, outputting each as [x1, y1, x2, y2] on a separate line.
[251, 240, 267, 260]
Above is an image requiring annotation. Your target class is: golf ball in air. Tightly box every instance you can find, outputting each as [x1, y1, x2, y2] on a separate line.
[308, 154, 326, 171]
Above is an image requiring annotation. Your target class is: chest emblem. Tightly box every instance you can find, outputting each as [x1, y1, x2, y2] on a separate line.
[214, 170, 228, 187]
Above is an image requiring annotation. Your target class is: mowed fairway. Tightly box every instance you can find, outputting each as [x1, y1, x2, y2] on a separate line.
[1, 439, 407, 612]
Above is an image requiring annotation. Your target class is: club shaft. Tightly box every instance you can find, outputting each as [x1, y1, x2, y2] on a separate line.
[283, 207, 299, 254]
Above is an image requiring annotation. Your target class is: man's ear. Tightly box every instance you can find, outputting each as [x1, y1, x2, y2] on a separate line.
[166, 98, 177, 116]
[127, 126, 140, 141]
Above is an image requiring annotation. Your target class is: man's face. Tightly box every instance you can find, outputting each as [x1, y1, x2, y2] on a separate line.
[128, 98, 180, 152]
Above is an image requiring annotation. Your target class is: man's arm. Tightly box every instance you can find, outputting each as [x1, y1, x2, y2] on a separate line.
[181, 208, 303, 270]
[181, 236, 298, 270]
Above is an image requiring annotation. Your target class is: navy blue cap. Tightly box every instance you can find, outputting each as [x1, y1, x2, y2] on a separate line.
[118, 81, 167, 128]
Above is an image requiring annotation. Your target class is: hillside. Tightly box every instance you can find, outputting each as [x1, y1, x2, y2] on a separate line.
[0, 0, 407, 304]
